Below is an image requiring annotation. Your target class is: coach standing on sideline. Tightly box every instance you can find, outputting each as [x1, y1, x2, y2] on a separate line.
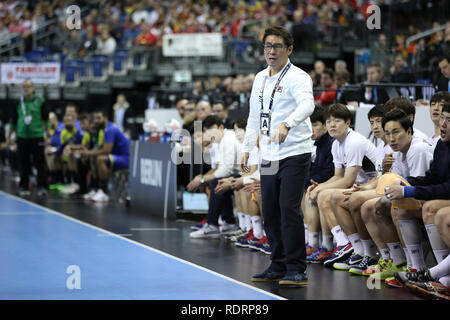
[8, 79, 48, 197]
[241, 25, 315, 286]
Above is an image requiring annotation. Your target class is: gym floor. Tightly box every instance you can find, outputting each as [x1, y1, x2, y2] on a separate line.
[0, 171, 418, 300]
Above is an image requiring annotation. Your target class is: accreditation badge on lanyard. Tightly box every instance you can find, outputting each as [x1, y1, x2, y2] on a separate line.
[259, 63, 291, 136]
[21, 96, 36, 126]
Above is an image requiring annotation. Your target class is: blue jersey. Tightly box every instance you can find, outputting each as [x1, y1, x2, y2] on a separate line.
[104, 121, 129, 156]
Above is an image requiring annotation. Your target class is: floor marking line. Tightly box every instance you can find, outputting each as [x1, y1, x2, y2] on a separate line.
[0, 191, 285, 300]
[130, 228, 179, 231]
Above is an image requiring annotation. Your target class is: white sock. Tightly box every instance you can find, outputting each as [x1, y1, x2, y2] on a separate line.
[380, 248, 390, 260]
[398, 219, 426, 270]
[308, 232, 319, 248]
[407, 244, 427, 271]
[238, 212, 246, 230]
[304, 224, 309, 244]
[322, 234, 334, 251]
[251, 216, 263, 239]
[387, 242, 406, 264]
[438, 275, 450, 287]
[425, 223, 450, 263]
[348, 233, 364, 255]
[361, 239, 378, 258]
[404, 247, 413, 268]
[331, 225, 349, 247]
[429, 253, 450, 280]
[244, 214, 252, 232]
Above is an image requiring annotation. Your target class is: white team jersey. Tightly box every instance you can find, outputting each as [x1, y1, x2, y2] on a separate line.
[413, 127, 429, 144]
[375, 142, 394, 178]
[424, 135, 440, 150]
[331, 129, 378, 184]
[391, 137, 434, 178]
[247, 146, 260, 167]
[209, 142, 220, 169]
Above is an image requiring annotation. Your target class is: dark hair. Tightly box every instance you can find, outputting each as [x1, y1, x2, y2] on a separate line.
[438, 51, 450, 63]
[335, 70, 350, 82]
[93, 108, 108, 116]
[368, 104, 385, 120]
[322, 68, 334, 79]
[382, 109, 413, 135]
[310, 105, 326, 124]
[78, 113, 89, 121]
[65, 102, 78, 112]
[443, 102, 450, 114]
[324, 103, 352, 122]
[213, 100, 227, 110]
[202, 115, 222, 131]
[384, 97, 416, 116]
[430, 91, 450, 105]
[262, 25, 293, 48]
[366, 62, 382, 73]
[234, 118, 247, 129]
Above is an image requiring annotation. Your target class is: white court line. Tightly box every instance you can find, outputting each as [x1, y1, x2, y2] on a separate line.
[130, 228, 179, 231]
[0, 191, 285, 300]
[97, 233, 133, 237]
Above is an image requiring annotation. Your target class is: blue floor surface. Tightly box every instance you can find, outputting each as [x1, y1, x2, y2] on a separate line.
[0, 192, 282, 300]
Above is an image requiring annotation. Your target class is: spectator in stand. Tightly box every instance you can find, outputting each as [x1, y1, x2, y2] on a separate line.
[96, 29, 117, 55]
[335, 60, 348, 73]
[212, 100, 234, 129]
[113, 94, 131, 133]
[314, 60, 325, 86]
[436, 52, 450, 92]
[80, 24, 97, 56]
[122, 18, 142, 48]
[0, 21, 9, 39]
[356, 63, 390, 105]
[315, 68, 337, 106]
[390, 53, 416, 84]
[369, 33, 394, 76]
[335, 69, 359, 105]
[176, 99, 188, 119]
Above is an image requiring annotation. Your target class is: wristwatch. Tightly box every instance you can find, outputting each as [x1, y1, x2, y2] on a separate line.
[281, 122, 291, 130]
[200, 176, 205, 184]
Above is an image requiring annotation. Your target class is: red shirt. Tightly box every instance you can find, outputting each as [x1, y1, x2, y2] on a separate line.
[314, 85, 337, 105]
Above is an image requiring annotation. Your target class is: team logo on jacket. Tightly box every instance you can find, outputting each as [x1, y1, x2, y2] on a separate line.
[276, 86, 283, 93]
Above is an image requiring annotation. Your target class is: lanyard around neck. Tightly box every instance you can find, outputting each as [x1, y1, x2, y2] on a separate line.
[20, 96, 37, 117]
[259, 62, 291, 112]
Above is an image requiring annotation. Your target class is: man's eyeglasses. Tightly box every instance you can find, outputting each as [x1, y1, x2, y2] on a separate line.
[263, 43, 286, 52]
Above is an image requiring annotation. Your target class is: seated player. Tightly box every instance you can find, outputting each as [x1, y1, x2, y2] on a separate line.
[188, 115, 241, 239]
[301, 105, 334, 260]
[306, 104, 378, 267]
[366, 109, 434, 287]
[403, 205, 450, 300]
[426, 91, 450, 148]
[80, 108, 130, 203]
[323, 104, 392, 274]
[378, 103, 450, 290]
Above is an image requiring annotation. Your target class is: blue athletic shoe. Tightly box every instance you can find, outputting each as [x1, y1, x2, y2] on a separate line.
[251, 267, 285, 282]
[279, 271, 308, 286]
[323, 243, 353, 268]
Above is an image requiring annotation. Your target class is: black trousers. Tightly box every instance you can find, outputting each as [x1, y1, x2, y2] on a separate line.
[207, 177, 236, 227]
[260, 153, 311, 273]
[17, 137, 47, 189]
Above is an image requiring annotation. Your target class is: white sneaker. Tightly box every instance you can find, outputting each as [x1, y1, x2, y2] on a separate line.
[190, 223, 220, 239]
[61, 183, 79, 195]
[91, 189, 109, 203]
[83, 189, 97, 201]
[219, 222, 239, 235]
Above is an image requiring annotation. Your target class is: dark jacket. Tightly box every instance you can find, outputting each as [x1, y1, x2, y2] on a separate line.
[405, 139, 450, 200]
[306, 132, 335, 188]
[436, 75, 450, 92]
